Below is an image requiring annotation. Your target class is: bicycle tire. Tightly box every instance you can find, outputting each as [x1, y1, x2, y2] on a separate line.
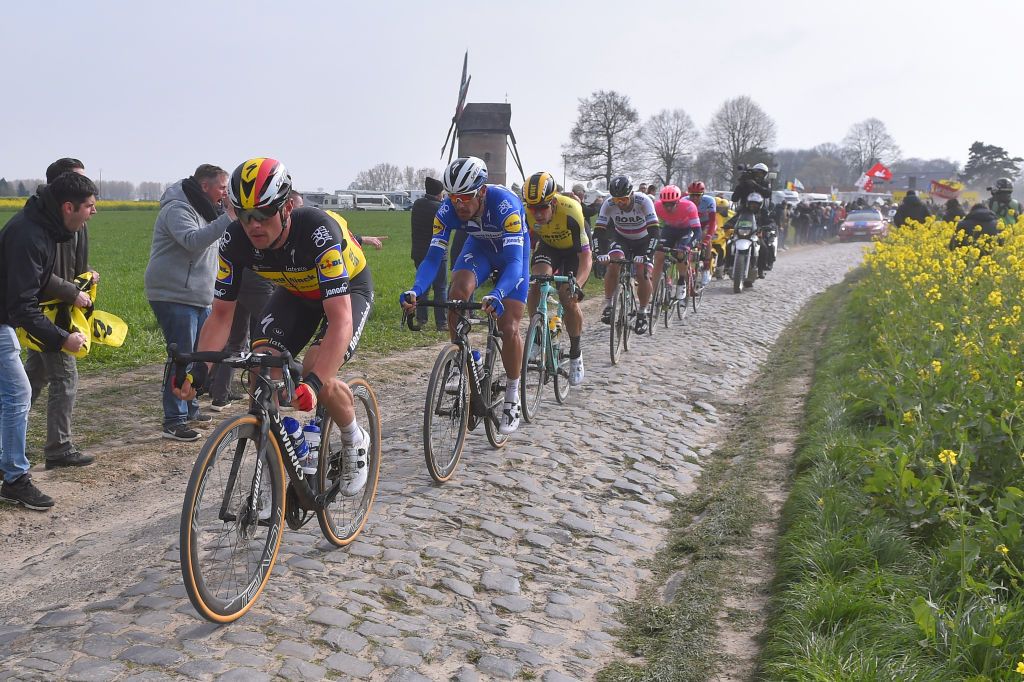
[316, 377, 382, 544]
[622, 283, 634, 352]
[552, 324, 571, 404]
[180, 414, 286, 624]
[652, 276, 667, 331]
[520, 314, 546, 423]
[609, 284, 626, 365]
[648, 277, 661, 337]
[421, 344, 469, 484]
[691, 264, 705, 313]
[483, 334, 510, 449]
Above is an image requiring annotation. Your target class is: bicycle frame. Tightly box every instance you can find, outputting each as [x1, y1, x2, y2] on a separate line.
[530, 273, 577, 374]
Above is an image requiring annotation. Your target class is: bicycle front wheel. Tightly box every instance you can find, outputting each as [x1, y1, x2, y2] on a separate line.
[520, 314, 546, 423]
[609, 285, 626, 365]
[317, 377, 382, 545]
[180, 415, 286, 624]
[691, 264, 705, 313]
[483, 334, 510, 449]
[422, 344, 469, 483]
[651, 276, 665, 333]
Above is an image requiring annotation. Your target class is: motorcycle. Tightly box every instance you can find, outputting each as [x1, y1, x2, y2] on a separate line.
[728, 210, 760, 293]
[757, 221, 777, 279]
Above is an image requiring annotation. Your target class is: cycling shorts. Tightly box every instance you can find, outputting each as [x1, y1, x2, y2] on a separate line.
[252, 268, 374, 363]
[452, 234, 530, 303]
[608, 235, 653, 263]
[659, 227, 702, 252]
[531, 242, 580, 277]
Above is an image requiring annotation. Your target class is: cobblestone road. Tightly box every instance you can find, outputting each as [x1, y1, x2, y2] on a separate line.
[0, 243, 866, 681]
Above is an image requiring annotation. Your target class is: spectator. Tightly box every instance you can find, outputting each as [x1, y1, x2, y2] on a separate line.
[646, 184, 658, 198]
[949, 203, 1001, 251]
[409, 177, 447, 331]
[0, 173, 95, 510]
[893, 190, 931, 228]
[773, 202, 790, 250]
[943, 198, 965, 223]
[144, 164, 232, 440]
[637, 182, 648, 195]
[23, 159, 97, 470]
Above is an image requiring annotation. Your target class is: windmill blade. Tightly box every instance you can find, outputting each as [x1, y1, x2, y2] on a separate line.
[440, 52, 471, 162]
[506, 132, 526, 184]
[439, 119, 456, 159]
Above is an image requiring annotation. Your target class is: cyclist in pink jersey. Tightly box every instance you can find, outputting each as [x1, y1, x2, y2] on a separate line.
[653, 185, 701, 299]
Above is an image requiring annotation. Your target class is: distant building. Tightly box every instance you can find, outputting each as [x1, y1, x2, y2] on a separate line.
[458, 103, 513, 187]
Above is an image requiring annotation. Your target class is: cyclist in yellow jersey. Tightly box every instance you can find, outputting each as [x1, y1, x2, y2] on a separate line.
[523, 172, 591, 386]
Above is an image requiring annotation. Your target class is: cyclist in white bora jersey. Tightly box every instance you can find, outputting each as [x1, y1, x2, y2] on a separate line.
[593, 175, 660, 335]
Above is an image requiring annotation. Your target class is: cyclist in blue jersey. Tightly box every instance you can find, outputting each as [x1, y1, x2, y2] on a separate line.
[688, 181, 718, 287]
[400, 157, 529, 434]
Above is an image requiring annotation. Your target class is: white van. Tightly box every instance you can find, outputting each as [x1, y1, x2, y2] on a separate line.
[353, 195, 397, 211]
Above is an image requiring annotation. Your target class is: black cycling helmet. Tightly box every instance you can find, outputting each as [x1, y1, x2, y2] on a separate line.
[609, 175, 633, 198]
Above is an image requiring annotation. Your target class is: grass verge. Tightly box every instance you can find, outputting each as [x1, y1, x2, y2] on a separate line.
[597, 269, 858, 681]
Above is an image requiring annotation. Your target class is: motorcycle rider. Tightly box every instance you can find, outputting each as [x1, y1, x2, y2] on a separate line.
[986, 178, 1022, 224]
[731, 163, 772, 205]
[723, 192, 776, 276]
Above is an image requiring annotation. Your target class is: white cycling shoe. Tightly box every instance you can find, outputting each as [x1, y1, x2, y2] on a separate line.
[569, 356, 585, 386]
[499, 400, 521, 434]
[341, 427, 370, 497]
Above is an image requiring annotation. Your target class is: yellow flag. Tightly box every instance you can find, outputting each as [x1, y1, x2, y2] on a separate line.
[17, 272, 128, 357]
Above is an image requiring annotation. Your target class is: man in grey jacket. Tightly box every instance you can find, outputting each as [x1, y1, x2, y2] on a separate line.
[144, 164, 232, 441]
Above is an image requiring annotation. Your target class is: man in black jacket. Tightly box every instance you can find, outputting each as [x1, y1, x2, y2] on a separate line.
[24, 158, 98, 470]
[0, 172, 94, 510]
[410, 177, 447, 330]
[893, 190, 931, 227]
[949, 203, 1001, 251]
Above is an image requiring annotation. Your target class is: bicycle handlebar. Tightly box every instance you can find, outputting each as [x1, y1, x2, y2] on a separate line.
[166, 344, 303, 392]
[402, 299, 485, 332]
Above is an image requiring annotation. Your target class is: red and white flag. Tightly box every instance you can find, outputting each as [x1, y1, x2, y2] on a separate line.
[866, 162, 892, 181]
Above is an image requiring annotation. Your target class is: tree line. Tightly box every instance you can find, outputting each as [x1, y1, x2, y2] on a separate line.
[561, 90, 1022, 194]
[0, 177, 167, 201]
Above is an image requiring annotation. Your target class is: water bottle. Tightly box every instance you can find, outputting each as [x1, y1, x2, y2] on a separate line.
[470, 349, 483, 379]
[301, 420, 321, 475]
[282, 416, 309, 467]
[549, 314, 561, 338]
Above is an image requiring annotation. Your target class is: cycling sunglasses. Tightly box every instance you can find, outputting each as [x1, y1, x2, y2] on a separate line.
[237, 207, 279, 223]
[611, 195, 632, 205]
[449, 192, 480, 204]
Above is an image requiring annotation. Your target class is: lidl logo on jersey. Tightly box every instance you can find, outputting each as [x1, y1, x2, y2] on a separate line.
[217, 256, 233, 284]
[432, 218, 447, 235]
[317, 247, 347, 281]
[503, 214, 523, 233]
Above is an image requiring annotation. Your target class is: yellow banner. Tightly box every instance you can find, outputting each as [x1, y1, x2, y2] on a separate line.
[17, 272, 128, 357]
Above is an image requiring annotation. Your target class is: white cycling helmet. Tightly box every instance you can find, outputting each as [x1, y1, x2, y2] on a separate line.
[746, 192, 764, 204]
[443, 156, 488, 194]
[751, 163, 769, 174]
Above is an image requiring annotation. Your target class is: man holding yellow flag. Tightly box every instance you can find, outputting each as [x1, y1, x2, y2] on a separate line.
[0, 172, 95, 511]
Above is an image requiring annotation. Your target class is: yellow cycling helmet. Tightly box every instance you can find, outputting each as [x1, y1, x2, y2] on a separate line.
[523, 171, 557, 206]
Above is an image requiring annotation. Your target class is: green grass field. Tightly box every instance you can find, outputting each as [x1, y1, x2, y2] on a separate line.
[0, 207, 600, 372]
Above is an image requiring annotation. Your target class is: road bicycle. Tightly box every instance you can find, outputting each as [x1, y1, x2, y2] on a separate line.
[652, 244, 706, 327]
[521, 274, 578, 422]
[607, 258, 642, 365]
[167, 346, 381, 623]
[404, 300, 509, 484]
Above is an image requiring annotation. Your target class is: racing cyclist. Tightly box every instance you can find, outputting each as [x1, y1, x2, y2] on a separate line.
[400, 157, 529, 434]
[173, 157, 374, 497]
[688, 181, 718, 287]
[523, 171, 592, 386]
[652, 185, 701, 301]
[594, 176, 659, 335]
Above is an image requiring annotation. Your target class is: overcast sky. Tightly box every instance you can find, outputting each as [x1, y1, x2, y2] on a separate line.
[2, 0, 1016, 191]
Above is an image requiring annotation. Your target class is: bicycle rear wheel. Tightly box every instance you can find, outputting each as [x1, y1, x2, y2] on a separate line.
[421, 345, 469, 483]
[483, 334, 510, 449]
[520, 314, 546, 423]
[180, 415, 286, 623]
[317, 377, 382, 545]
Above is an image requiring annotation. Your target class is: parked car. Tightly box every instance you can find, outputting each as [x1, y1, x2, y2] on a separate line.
[838, 209, 888, 242]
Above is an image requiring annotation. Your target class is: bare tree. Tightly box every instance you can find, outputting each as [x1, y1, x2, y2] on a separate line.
[690, 148, 729, 191]
[842, 118, 900, 173]
[137, 181, 165, 201]
[640, 108, 700, 187]
[402, 165, 416, 190]
[413, 167, 439, 190]
[704, 96, 777, 184]
[563, 90, 640, 185]
[348, 162, 403, 191]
